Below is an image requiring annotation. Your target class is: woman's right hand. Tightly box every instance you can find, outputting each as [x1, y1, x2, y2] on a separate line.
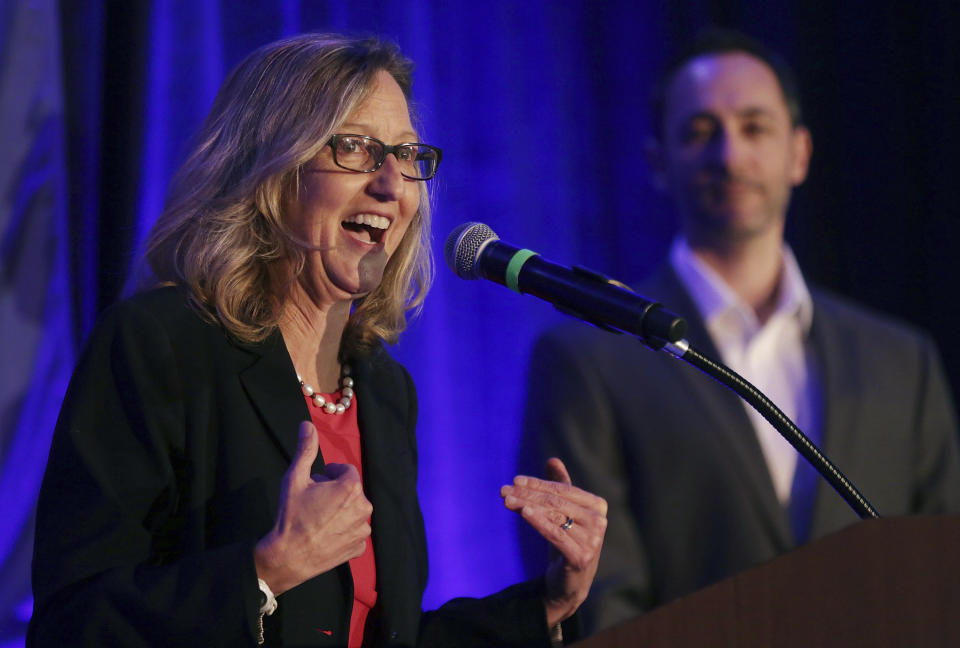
[254, 421, 373, 595]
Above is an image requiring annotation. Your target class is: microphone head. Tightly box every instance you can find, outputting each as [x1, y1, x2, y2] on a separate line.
[444, 222, 499, 279]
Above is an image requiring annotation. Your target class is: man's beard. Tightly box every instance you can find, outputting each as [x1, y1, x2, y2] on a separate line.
[684, 177, 786, 244]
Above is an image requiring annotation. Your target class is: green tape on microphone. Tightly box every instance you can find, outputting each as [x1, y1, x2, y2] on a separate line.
[505, 249, 539, 293]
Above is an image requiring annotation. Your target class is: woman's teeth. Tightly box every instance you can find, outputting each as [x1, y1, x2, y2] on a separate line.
[345, 213, 390, 230]
[343, 213, 390, 243]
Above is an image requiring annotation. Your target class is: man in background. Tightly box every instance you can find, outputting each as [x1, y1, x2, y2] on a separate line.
[521, 29, 960, 634]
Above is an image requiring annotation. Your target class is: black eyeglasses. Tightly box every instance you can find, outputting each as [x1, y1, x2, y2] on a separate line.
[327, 134, 442, 181]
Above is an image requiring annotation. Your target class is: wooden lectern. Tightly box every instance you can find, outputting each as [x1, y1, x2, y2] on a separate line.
[571, 515, 960, 647]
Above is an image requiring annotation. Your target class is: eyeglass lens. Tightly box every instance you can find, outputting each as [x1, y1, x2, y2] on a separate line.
[332, 135, 439, 180]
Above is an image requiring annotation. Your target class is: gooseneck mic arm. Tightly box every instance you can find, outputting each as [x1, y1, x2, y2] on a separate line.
[664, 339, 879, 519]
[446, 222, 880, 521]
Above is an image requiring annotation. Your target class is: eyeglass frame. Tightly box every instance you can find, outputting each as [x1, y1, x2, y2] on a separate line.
[326, 134, 443, 181]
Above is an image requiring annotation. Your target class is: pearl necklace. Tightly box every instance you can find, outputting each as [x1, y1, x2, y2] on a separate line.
[297, 364, 354, 415]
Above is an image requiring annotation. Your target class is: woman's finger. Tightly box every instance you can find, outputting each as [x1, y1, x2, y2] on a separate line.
[504, 477, 607, 515]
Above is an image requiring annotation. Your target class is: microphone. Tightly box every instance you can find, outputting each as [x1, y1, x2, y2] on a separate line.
[444, 222, 687, 347]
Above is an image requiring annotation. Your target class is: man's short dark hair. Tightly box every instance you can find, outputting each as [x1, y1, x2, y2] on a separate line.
[652, 28, 804, 140]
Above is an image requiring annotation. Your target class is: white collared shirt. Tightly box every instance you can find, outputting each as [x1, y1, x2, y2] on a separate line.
[670, 237, 820, 504]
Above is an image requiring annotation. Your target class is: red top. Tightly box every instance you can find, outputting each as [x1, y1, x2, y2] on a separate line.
[305, 391, 377, 647]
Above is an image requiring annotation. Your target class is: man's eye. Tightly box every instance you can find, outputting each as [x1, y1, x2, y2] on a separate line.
[683, 124, 714, 144]
[396, 147, 416, 161]
[743, 122, 769, 137]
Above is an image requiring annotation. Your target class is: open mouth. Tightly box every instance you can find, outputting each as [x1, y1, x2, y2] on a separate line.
[342, 213, 390, 245]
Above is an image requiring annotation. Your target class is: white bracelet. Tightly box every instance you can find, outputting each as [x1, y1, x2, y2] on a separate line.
[257, 579, 278, 646]
[550, 622, 564, 647]
[258, 578, 278, 616]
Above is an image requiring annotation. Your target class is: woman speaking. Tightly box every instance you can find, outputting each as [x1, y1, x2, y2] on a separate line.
[28, 34, 607, 647]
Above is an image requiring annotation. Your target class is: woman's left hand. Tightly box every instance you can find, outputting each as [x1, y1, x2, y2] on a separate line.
[501, 457, 607, 627]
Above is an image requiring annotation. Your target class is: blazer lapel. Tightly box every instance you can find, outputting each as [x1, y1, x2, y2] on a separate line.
[353, 349, 423, 643]
[232, 329, 360, 642]
[236, 329, 315, 466]
[642, 268, 794, 549]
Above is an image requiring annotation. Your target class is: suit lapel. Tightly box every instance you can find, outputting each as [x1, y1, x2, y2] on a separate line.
[807, 293, 863, 535]
[643, 268, 794, 549]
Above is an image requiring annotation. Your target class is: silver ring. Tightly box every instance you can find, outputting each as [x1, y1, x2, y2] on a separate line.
[560, 517, 574, 531]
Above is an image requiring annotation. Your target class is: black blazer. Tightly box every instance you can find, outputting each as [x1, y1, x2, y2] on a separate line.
[29, 287, 551, 647]
[521, 265, 960, 633]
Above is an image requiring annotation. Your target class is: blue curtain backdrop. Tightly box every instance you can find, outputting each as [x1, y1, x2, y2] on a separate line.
[2, 1, 959, 644]
[0, 1, 75, 644]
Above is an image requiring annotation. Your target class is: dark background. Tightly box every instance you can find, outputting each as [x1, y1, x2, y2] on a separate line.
[2, 1, 958, 644]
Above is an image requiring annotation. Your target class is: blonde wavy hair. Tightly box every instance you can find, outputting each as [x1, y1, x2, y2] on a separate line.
[144, 33, 434, 357]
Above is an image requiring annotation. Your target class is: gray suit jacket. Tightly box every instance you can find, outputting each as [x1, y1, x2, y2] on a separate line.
[521, 265, 960, 634]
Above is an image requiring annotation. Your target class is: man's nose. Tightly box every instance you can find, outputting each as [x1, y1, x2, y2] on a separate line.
[708, 129, 745, 170]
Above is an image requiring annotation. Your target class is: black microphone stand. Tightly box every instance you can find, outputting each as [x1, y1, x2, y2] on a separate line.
[559, 263, 881, 521]
[545, 262, 879, 520]
[544, 264, 880, 521]
[659, 338, 880, 520]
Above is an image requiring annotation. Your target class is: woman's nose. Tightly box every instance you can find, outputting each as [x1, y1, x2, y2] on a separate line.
[366, 153, 405, 201]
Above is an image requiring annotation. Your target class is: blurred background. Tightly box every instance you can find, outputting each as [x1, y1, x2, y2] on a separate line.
[2, 1, 959, 645]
